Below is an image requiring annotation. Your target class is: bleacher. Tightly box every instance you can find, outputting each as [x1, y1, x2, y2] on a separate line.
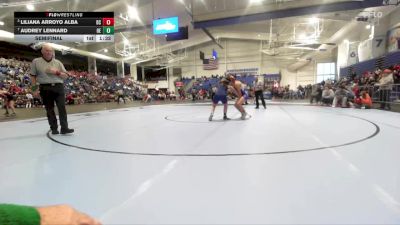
[236, 75, 256, 87]
[182, 78, 193, 86]
[340, 50, 400, 78]
[188, 75, 257, 93]
[339, 50, 400, 103]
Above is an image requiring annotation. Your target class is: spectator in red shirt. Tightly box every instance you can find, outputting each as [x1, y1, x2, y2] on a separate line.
[355, 90, 373, 109]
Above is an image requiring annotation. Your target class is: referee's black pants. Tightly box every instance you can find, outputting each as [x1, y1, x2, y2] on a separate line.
[40, 84, 68, 131]
[255, 90, 266, 108]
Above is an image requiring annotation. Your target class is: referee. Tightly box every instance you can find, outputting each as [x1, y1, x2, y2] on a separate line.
[30, 43, 74, 135]
[254, 76, 266, 109]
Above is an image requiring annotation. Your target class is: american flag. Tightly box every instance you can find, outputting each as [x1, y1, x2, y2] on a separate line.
[203, 58, 219, 70]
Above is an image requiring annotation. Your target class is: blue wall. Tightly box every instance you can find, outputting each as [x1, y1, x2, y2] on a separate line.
[340, 50, 400, 78]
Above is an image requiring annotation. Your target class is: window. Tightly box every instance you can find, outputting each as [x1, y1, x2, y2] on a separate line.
[317, 63, 336, 83]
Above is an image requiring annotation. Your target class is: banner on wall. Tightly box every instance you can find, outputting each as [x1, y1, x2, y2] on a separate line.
[358, 35, 386, 62]
[387, 26, 400, 52]
[175, 81, 183, 87]
[263, 74, 281, 82]
[372, 35, 387, 58]
[358, 39, 372, 62]
[226, 68, 259, 75]
[347, 42, 359, 65]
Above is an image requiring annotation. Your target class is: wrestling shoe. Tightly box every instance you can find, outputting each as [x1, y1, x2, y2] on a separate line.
[241, 112, 247, 120]
[61, 128, 74, 134]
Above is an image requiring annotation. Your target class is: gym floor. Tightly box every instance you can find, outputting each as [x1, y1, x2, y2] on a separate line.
[1, 102, 400, 224]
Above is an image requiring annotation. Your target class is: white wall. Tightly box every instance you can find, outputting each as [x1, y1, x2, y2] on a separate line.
[130, 63, 138, 80]
[337, 42, 349, 76]
[337, 7, 400, 72]
[357, 15, 390, 62]
[281, 63, 315, 88]
[178, 41, 227, 77]
[297, 63, 316, 85]
[139, 39, 334, 89]
[389, 6, 400, 28]
[172, 40, 288, 77]
[282, 54, 336, 87]
[281, 69, 297, 88]
[146, 80, 169, 89]
[171, 40, 265, 77]
[140, 5, 400, 90]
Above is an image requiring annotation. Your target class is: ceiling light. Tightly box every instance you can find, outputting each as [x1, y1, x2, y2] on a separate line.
[299, 33, 306, 39]
[0, 21, 4, 26]
[104, 49, 108, 53]
[344, 39, 349, 43]
[309, 17, 318, 24]
[249, 0, 263, 4]
[0, 30, 14, 39]
[124, 39, 129, 45]
[366, 24, 371, 29]
[26, 4, 35, 11]
[127, 6, 139, 21]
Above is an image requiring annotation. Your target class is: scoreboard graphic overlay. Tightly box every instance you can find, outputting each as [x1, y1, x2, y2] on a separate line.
[14, 12, 114, 43]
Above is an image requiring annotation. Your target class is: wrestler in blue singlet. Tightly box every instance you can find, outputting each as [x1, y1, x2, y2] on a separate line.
[212, 83, 228, 104]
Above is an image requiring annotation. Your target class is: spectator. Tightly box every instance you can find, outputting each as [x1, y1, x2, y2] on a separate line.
[374, 68, 382, 81]
[178, 88, 185, 100]
[143, 93, 151, 103]
[346, 85, 356, 108]
[332, 84, 348, 108]
[354, 90, 372, 109]
[376, 69, 394, 110]
[191, 88, 197, 101]
[0, 204, 101, 225]
[66, 92, 74, 105]
[321, 86, 334, 106]
[169, 91, 176, 100]
[1, 85, 17, 116]
[26, 91, 33, 108]
[393, 65, 400, 84]
[116, 89, 125, 104]
[310, 84, 322, 104]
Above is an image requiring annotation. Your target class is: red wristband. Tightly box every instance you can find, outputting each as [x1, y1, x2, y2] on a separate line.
[56, 71, 61, 76]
